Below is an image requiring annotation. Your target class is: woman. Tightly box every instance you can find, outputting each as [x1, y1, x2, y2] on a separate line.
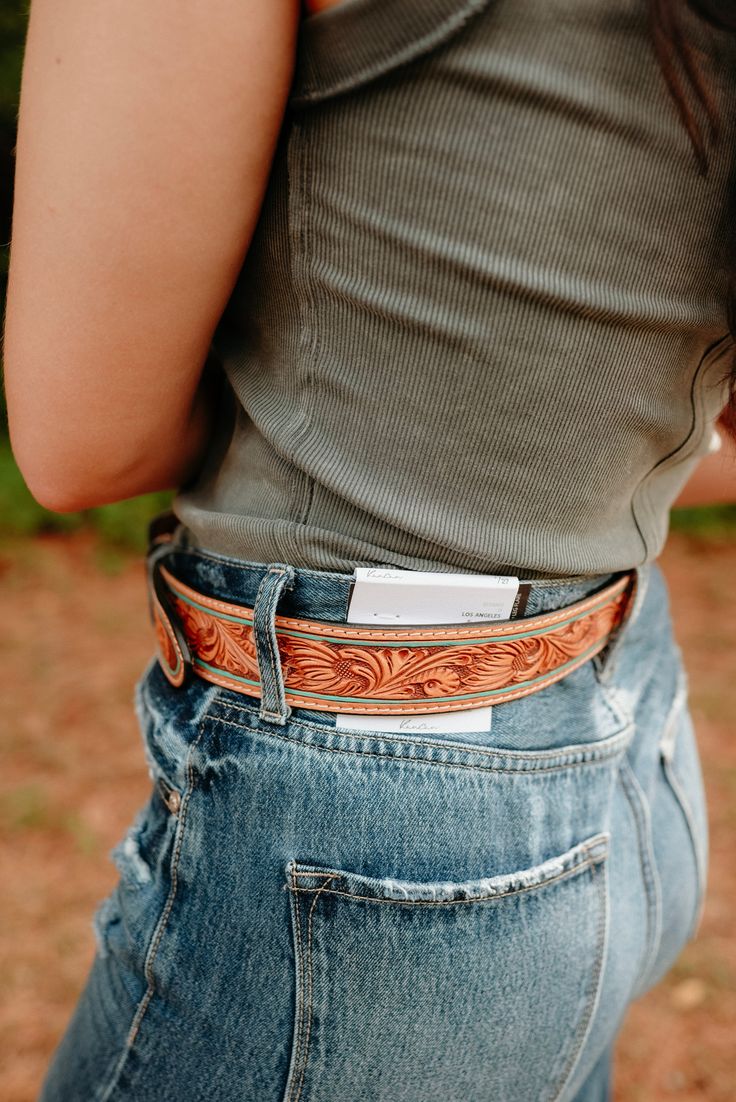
[4, 1, 736, 1099]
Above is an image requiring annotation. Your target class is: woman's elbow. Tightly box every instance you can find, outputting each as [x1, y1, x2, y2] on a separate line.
[7, 417, 163, 512]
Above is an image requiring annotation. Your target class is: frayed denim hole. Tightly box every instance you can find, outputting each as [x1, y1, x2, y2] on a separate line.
[137, 691, 193, 795]
[109, 815, 154, 890]
[135, 670, 177, 789]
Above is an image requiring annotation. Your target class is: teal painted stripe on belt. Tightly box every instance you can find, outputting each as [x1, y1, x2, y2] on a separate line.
[193, 659, 260, 691]
[192, 639, 605, 706]
[170, 584, 621, 649]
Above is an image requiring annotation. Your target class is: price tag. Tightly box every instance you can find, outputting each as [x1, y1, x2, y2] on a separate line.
[346, 567, 519, 625]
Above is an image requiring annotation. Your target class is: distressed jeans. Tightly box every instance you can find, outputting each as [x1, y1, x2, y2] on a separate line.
[39, 542, 708, 1102]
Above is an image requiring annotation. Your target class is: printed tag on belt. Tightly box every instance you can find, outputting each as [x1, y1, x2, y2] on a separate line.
[345, 567, 519, 625]
[334, 706, 494, 735]
[333, 567, 518, 732]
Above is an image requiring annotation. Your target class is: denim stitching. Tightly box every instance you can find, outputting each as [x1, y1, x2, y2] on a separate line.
[210, 697, 629, 764]
[285, 860, 607, 1102]
[618, 755, 662, 997]
[136, 727, 205, 1026]
[549, 860, 609, 1102]
[270, 567, 295, 722]
[287, 853, 606, 907]
[257, 569, 281, 721]
[258, 567, 293, 724]
[288, 835, 606, 900]
[657, 671, 706, 937]
[292, 876, 339, 1102]
[291, 871, 341, 879]
[661, 756, 707, 942]
[208, 712, 632, 775]
[283, 867, 307, 1102]
[97, 708, 213, 1102]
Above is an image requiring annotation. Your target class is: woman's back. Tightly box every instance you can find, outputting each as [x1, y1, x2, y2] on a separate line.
[173, 0, 736, 576]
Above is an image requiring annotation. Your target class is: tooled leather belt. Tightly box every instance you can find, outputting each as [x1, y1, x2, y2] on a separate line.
[145, 529, 637, 717]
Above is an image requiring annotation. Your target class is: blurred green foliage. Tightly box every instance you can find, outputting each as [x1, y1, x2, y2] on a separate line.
[669, 503, 736, 541]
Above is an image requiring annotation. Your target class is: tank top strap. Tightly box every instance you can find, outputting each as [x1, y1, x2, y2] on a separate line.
[290, 0, 495, 107]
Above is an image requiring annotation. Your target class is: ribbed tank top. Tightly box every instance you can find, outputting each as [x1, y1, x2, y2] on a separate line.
[172, 0, 736, 579]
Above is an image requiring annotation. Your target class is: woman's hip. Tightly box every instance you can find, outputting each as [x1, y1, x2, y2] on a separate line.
[40, 538, 707, 1102]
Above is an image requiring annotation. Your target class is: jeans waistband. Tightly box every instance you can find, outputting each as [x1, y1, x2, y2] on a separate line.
[162, 520, 625, 623]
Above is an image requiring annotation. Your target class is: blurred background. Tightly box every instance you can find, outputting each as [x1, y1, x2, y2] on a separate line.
[0, 3, 734, 1099]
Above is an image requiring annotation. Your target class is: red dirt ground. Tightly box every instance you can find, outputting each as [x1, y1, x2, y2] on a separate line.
[0, 529, 734, 1101]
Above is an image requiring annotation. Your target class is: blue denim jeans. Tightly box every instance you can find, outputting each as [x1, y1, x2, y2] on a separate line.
[39, 542, 708, 1102]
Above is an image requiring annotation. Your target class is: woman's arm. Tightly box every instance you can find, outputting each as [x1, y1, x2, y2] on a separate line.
[2, 0, 300, 512]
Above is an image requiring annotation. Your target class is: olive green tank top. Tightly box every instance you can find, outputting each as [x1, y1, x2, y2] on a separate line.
[172, 0, 736, 578]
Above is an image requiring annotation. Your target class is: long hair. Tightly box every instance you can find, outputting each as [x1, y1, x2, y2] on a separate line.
[650, 0, 736, 437]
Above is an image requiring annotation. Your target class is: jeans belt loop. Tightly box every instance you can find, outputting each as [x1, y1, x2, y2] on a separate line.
[252, 564, 297, 726]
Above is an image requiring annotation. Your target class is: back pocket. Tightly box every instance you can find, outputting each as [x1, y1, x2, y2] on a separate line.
[282, 833, 609, 1102]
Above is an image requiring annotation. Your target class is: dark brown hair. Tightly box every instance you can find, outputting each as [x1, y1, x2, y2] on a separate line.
[650, 0, 736, 438]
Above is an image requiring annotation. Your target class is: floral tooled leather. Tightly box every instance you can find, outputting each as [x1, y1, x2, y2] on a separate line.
[151, 566, 633, 714]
